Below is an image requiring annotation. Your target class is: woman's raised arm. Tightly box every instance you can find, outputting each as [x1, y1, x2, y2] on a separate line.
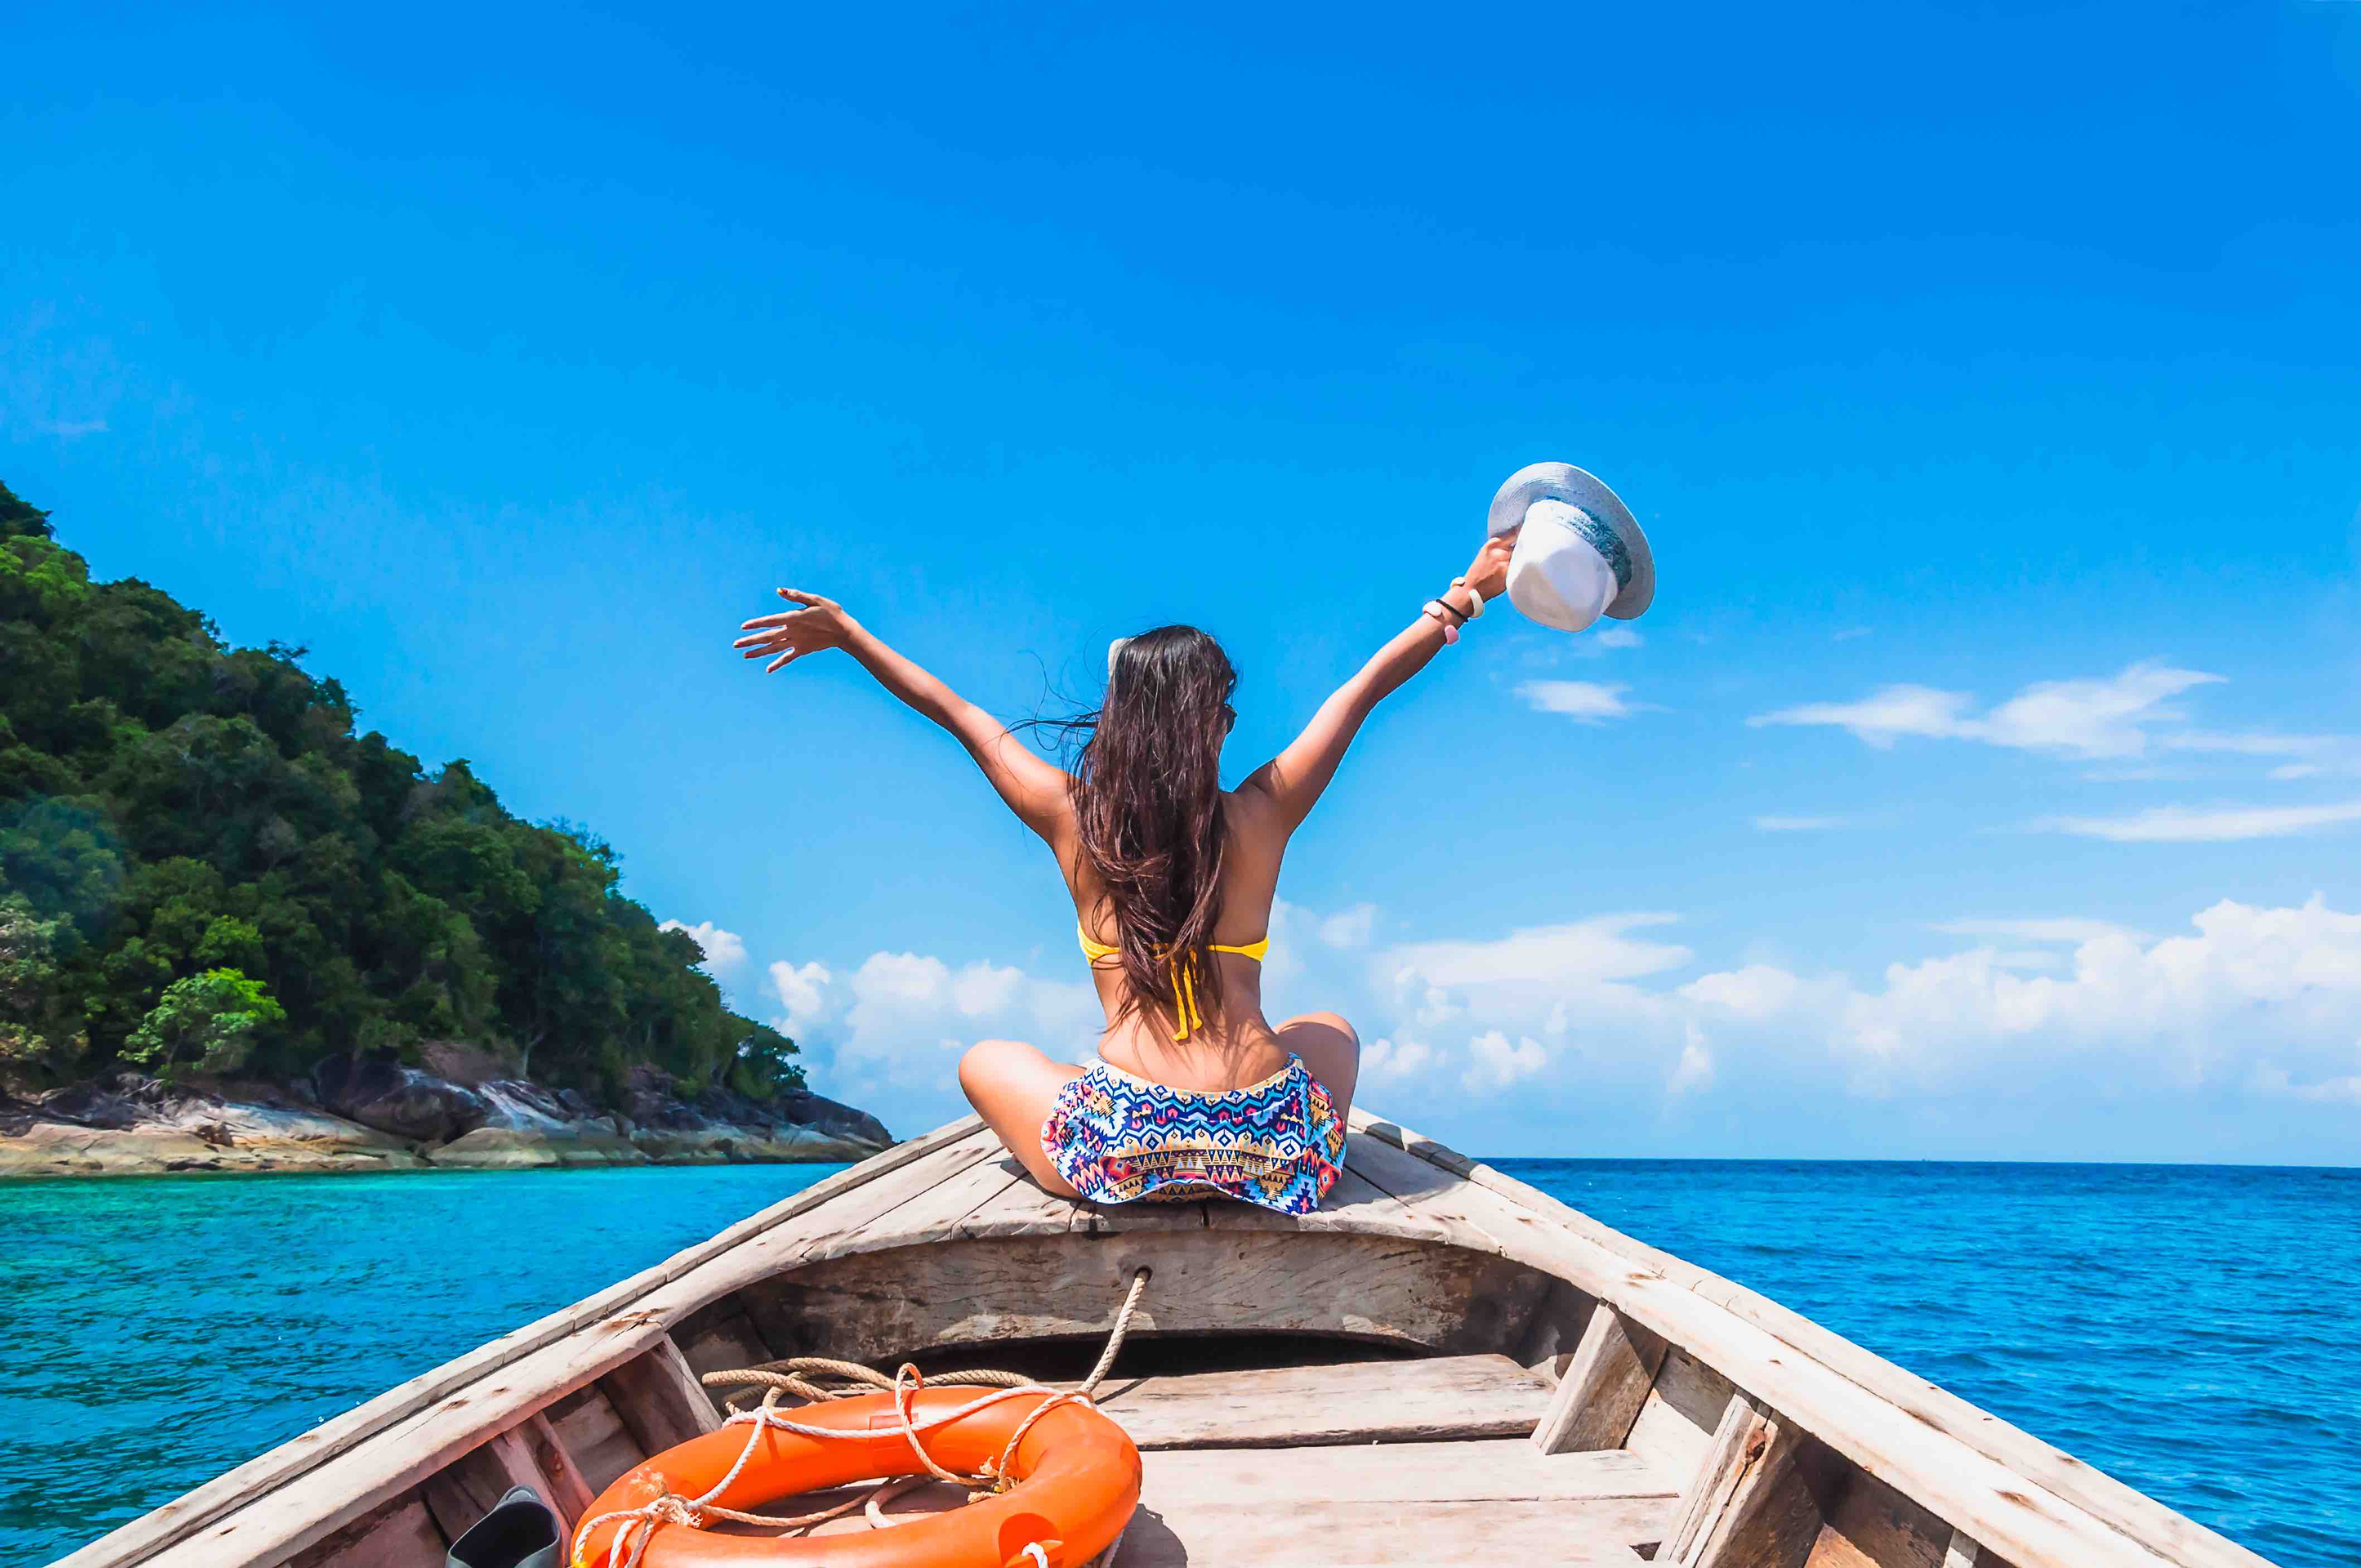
[1239, 532, 1516, 831]
[734, 589, 1072, 842]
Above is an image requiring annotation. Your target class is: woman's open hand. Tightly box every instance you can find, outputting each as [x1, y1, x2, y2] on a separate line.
[733, 589, 856, 673]
[1460, 528, 1518, 601]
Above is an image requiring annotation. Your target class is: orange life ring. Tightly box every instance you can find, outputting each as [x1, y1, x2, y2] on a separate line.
[573, 1386, 1140, 1568]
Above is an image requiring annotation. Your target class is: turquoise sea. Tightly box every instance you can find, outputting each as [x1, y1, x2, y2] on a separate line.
[4, 1160, 2354, 1568]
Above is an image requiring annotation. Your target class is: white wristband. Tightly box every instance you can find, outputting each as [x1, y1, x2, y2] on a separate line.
[1450, 579, 1485, 619]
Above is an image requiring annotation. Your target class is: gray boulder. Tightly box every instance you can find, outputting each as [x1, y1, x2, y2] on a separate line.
[311, 1053, 489, 1144]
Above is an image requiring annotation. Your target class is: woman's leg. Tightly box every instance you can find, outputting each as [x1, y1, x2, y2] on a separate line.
[1274, 1011, 1361, 1125]
[957, 1038, 1086, 1197]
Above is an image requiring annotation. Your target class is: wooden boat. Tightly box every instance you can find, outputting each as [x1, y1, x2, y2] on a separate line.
[59, 1110, 2279, 1568]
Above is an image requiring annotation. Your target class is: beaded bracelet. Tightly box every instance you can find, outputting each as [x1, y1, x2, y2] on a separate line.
[1449, 578, 1486, 619]
[1422, 600, 1463, 644]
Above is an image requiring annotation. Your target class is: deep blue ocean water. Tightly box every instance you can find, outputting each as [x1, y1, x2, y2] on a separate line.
[4, 1160, 2354, 1567]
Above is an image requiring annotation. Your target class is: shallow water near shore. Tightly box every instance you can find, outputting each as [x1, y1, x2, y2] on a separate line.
[5, 1159, 2354, 1568]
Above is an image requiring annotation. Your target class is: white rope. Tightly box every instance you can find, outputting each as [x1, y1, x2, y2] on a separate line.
[569, 1267, 1151, 1568]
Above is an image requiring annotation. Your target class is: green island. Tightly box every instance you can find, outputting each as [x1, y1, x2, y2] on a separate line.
[0, 480, 888, 1176]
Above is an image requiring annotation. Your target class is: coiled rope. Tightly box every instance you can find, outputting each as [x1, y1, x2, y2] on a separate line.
[571, 1266, 1151, 1568]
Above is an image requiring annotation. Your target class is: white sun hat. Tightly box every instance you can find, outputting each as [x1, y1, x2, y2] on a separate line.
[1486, 463, 1655, 631]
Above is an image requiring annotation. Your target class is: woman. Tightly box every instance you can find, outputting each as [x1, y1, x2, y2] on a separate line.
[733, 528, 1516, 1213]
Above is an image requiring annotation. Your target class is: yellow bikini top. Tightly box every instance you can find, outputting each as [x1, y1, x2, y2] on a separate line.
[1078, 920, 1271, 1041]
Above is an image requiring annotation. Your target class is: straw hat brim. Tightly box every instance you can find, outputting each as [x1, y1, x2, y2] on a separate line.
[1486, 463, 1654, 620]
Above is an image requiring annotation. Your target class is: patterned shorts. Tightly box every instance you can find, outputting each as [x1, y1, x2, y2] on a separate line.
[1041, 1055, 1346, 1215]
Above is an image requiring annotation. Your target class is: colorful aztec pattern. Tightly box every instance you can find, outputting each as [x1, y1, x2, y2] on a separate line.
[1041, 1056, 1346, 1215]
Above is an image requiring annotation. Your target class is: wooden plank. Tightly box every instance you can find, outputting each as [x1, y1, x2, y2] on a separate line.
[1117, 1498, 1655, 1566]
[1351, 1110, 2276, 1568]
[744, 1231, 1553, 1365]
[961, 1171, 1091, 1238]
[1196, 1166, 1437, 1239]
[1686, 1407, 1829, 1568]
[1805, 1467, 1953, 1568]
[1070, 1197, 1209, 1234]
[1667, 1394, 1765, 1564]
[541, 1384, 643, 1495]
[877, 1152, 1029, 1245]
[1627, 1348, 1740, 1478]
[277, 1494, 442, 1568]
[1533, 1303, 1669, 1454]
[599, 1337, 722, 1457]
[517, 1415, 595, 1532]
[1092, 1354, 1551, 1450]
[1141, 1440, 1680, 1506]
[1516, 1274, 1603, 1380]
[419, 1431, 550, 1545]
[57, 1116, 996, 1568]
[675, 1304, 774, 1417]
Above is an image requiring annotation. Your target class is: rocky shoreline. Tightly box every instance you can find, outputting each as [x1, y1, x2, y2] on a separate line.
[0, 1043, 893, 1179]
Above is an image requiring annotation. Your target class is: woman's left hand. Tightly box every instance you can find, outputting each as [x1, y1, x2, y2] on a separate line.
[733, 589, 856, 672]
[1460, 528, 1518, 601]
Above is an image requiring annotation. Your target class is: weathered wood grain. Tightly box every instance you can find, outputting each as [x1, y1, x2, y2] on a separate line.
[1138, 1440, 1680, 1507]
[600, 1337, 722, 1456]
[1533, 1303, 1670, 1454]
[419, 1430, 554, 1546]
[541, 1383, 643, 1494]
[1627, 1347, 1739, 1479]
[1681, 1403, 1830, 1568]
[1091, 1354, 1552, 1449]
[517, 1415, 596, 1531]
[673, 1303, 775, 1416]
[742, 1231, 1553, 1364]
[1667, 1394, 1768, 1564]
[276, 1495, 441, 1568]
[1114, 1498, 1657, 1566]
[1805, 1467, 1954, 1568]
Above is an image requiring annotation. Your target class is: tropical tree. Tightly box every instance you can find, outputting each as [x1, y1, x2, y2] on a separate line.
[122, 968, 287, 1079]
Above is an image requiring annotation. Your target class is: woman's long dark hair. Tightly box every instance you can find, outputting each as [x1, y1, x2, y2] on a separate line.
[1064, 626, 1238, 1031]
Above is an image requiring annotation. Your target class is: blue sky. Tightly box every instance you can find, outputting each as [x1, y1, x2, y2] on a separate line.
[6, 3, 2358, 1161]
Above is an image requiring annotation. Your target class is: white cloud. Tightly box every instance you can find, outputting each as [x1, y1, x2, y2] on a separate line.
[1831, 627, 1872, 642]
[1517, 680, 1640, 723]
[1389, 914, 1690, 990]
[767, 960, 833, 1032]
[1752, 815, 1850, 832]
[1829, 896, 2361, 1064]
[2272, 765, 2326, 781]
[1462, 1031, 1547, 1094]
[765, 892, 2361, 1155]
[1592, 626, 1643, 649]
[1680, 964, 1803, 1020]
[1931, 918, 2144, 945]
[2161, 731, 2342, 759]
[1351, 896, 2361, 1137]
[1317, 904, 1379, 949]
[1668, 1035, 1715, 1096]
[2039, 799, 2361, 843]
[660, 919, 748, 976]
[2251, 1061, 2361, 1107]
[770, 950, 1099, 1105]
[1751, 662, 2221, 759]
[1361, 1037, 1437, 1081]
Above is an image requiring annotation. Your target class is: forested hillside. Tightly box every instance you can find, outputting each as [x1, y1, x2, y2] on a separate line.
[0, 480, 799, 1102]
